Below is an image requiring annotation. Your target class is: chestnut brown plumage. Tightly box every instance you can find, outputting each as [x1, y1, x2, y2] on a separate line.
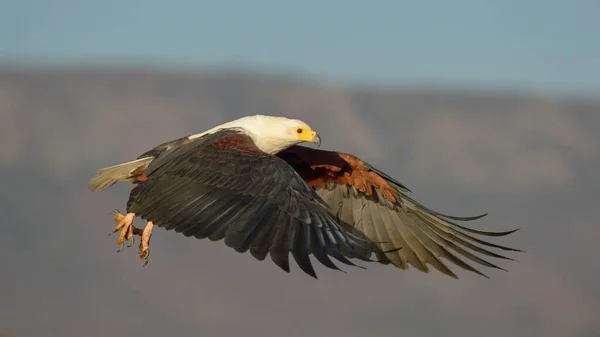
[277, 145, 521, 279]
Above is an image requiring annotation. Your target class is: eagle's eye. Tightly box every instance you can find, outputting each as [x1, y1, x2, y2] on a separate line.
[296, 128, 304, 134]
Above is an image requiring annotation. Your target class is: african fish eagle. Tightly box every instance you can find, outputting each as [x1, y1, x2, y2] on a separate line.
[88, 115, 520, 279]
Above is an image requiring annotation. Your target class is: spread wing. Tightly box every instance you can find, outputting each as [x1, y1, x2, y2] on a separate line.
[278, 145, 522, 279]
[126, 129, 383, 278]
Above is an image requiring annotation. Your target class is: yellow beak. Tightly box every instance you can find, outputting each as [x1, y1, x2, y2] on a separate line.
[298, 130, 321, 147]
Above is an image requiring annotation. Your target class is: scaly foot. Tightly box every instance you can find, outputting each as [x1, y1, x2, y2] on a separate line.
[138, 222, 154, 266]
[109, 210, 154, 265]
[110, 210, 137, 251]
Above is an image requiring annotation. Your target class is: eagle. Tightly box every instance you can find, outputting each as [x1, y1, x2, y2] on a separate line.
[88, 115, 520, 279]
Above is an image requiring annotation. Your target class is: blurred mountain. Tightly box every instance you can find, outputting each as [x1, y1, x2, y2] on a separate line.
[1, 66, 599, 337]
[2, 66, 598, 176]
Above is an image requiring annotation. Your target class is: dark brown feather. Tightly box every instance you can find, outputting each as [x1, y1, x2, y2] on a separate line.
[278, 145, 521, 279]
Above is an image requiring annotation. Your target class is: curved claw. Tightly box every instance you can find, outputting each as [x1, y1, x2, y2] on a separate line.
[140, 247, 150, 267]
[127, 235, 135, 247]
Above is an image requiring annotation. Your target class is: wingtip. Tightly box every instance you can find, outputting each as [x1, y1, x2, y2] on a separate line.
[432, 210, 488, 222]
[471, 268, 490, 279]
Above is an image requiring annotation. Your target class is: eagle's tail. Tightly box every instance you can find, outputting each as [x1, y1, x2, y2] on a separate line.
[87, 157, 154, 192]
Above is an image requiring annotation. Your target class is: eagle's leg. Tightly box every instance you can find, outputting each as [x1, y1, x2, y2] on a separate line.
[136, 221, 154, 266]
[110, 211, 154, 265]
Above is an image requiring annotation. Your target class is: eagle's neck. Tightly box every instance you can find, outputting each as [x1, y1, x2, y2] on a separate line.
[251, 136, 294, 155]
[188, 117, 294, 155]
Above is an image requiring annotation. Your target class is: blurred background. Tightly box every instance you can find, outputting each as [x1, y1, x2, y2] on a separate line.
[1, 1, 599, 337]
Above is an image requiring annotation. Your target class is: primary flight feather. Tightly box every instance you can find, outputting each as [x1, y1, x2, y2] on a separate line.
[88, 114, 521, 279]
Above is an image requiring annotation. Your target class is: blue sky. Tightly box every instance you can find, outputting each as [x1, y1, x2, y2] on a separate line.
[2, 0, 599, 96]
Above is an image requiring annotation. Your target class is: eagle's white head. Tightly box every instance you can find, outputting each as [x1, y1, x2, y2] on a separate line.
[236, 115, 321, 154]
[191, 115, 321, 155]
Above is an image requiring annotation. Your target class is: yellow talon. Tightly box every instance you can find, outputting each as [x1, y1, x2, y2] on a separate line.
[107, 211, 154, 265]
[109, 212, 136, 251]
[138, 222, 154, 266]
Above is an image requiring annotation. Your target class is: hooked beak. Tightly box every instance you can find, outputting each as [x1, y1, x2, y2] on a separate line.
[311, 132, 321, 147]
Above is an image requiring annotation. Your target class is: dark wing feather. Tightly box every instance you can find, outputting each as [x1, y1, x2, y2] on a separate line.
[278, 145, 522, 279]
[126, 129, 381, 278]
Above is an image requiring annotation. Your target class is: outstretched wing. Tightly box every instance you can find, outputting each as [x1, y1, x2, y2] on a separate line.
[126, 129, 383, 278]
[278, 145, 522, 279]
